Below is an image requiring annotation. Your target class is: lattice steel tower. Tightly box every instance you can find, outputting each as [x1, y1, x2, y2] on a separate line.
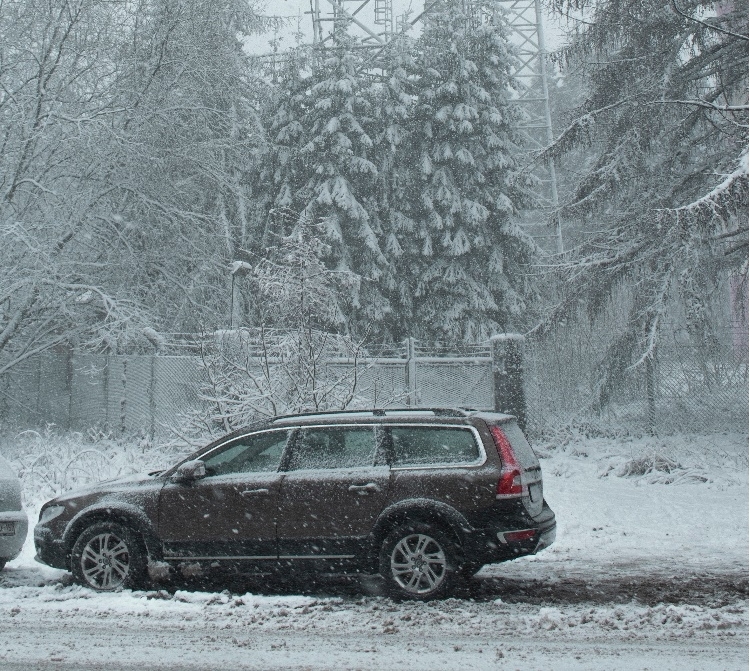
[494, 1, 562, 253]
[308, 0, 562, 252]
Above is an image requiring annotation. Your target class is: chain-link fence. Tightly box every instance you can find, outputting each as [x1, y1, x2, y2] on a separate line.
[0, 327, 746, 438]
[524, 324, 748, 436]
[0, 354, 202, 438]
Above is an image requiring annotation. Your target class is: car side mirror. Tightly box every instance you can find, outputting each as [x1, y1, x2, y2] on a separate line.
[172, 459, 206, 483]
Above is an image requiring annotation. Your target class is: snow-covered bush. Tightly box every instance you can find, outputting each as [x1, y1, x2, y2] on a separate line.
[0, 426, 183, 503]
[190, 327, 373, 437]
[182, 215, 377, 439]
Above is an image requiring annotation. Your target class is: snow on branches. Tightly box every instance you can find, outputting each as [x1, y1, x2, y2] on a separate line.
[535, 0, 748, 407]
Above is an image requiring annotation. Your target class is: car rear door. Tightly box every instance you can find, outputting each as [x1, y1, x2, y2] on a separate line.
[383, 423, 497, 512]
[276, 424, 390, 560]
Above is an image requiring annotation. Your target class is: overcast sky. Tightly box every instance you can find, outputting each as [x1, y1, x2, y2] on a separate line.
[246, 0, 568, 55]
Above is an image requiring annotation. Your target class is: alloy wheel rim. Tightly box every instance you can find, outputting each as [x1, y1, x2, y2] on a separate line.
[80, 532, 130, 590]
[390, 533, 447, 594]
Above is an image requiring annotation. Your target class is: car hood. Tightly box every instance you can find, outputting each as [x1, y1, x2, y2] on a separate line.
[51, 472, 163, 504]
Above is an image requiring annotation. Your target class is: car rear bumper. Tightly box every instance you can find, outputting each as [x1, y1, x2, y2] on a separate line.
[465, 502, 556, 565]
[0, 510, 28, 562]
[535, 521, 556, 551]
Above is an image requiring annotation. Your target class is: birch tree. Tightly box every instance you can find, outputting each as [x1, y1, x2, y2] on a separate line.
[0, 0, 273, 376]
[0, 0, 151, 373]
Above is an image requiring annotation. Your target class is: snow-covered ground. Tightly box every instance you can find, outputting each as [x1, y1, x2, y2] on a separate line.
[0, 431, 747, 670]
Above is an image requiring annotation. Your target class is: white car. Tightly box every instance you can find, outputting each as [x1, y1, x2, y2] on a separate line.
[0, 454, 27, 571]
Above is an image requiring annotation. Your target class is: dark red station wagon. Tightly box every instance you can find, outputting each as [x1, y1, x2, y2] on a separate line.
[35, 409, 556, 599]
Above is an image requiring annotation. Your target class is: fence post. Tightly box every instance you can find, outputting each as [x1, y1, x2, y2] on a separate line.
[120, 359, 127, 435]
[36, 354, 42, 424]
[103, 355, 110, 433]
[406, 337, 418, 406]
[646, 353, 657, 435]
[66, 348, 73, 431]
[149, 356, 156, 440]
[491, 334, 527, 432]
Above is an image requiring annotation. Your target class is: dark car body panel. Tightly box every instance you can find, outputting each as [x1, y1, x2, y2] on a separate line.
[35, 409, 556, 578]
[35, 474, 164, 570]
[277, 465, 391, 558]
[158, 471, 282, 560]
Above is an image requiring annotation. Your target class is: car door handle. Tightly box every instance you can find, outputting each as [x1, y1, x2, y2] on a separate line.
[348, 483, 380, 495]
[241, 488, 270, 497]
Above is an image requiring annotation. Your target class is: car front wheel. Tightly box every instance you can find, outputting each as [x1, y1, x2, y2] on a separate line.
[379, 523, 458, 600]
[71, 522, 147, 591]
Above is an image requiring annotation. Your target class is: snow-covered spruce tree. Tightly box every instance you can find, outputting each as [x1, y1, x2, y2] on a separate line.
[378, 6, 536, 342]
[262, 32, 388, 334]
[539, 0, 748, 403]
[367, 36, 422, 341]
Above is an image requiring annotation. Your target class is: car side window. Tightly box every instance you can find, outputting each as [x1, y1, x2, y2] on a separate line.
[202, 430, 289, 476]
[390, 426, 480, 466]
[287, 426, 376, 470]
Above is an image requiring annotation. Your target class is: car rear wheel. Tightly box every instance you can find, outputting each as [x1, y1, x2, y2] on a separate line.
[71, 522, 147, 591]
[379, 523, 458, 600]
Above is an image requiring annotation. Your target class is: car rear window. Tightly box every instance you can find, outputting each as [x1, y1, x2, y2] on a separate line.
[390, 426, 480, 466]
[500, 421, 540, 469]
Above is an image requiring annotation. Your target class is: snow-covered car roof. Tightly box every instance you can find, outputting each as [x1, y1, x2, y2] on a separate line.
[0, 454, 18, 480]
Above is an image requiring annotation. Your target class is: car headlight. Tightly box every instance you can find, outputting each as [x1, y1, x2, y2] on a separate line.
[39, 505, 66, 524]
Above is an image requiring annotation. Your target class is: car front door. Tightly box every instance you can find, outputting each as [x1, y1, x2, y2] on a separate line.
[157, 429, 290, 563]
[276, 425, 390, 560]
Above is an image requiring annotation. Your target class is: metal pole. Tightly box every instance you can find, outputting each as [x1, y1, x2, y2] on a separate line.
[313, 0, 321, 44]
[406, 337, 418, 406]
[103, 355, 110, 433]
[149, 356, 156, 440]
[230, 274, 235, 329]
[534, 0, 563, 254]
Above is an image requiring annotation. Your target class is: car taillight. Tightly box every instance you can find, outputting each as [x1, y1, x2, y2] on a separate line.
[490, 424, 527, 498]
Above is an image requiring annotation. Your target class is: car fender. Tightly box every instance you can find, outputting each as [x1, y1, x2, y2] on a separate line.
[62, 501, 162, 560]
[366, 498, 473, 570]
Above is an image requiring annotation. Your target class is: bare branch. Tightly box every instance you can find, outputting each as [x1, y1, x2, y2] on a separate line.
[670, 0, 749, 42]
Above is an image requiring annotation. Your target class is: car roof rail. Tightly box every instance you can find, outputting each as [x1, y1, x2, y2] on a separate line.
[270, 407, 474, 422]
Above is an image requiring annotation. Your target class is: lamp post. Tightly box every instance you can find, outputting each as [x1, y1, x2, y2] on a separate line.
[229, 260, 253, 329]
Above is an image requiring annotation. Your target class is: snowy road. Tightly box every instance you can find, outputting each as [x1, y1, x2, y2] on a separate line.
[0, 620, 747, 671]
[0, 433, 747, 670]
[0, 566, 747, 671]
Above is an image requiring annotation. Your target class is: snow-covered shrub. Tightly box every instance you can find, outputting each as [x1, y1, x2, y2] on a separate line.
[617, 454, 680, 477]
[181, 215, 378, 439]
[592, 433, 748, 486]
[0, 426, 182, 503]
[190, 327, 373, 438]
